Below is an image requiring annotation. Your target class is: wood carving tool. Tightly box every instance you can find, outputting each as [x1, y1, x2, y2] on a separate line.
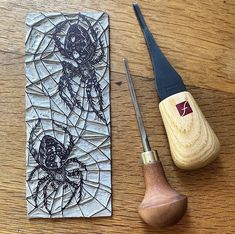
[124, 58, 187, 227]
[133, 3, 220, 170]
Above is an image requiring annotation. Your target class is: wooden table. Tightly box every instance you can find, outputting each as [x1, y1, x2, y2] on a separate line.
[0, 0, 235, 233]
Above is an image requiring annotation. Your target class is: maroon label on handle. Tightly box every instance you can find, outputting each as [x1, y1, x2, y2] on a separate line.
[176, 101, 193, 117]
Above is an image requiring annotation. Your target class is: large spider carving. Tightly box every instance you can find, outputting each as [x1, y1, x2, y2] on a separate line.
[27, 120, 87, 215]
[53, 14, 106, 122]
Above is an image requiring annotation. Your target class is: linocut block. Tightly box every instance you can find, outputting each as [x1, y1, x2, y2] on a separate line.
[25, 12, 111, 218]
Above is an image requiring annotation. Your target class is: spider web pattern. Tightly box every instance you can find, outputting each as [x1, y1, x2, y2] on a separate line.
[25, 12, 111, 218]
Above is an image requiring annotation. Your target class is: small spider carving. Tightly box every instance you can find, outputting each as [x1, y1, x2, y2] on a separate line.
[53, 14, 105, 122]
[27, 120, 87, 215]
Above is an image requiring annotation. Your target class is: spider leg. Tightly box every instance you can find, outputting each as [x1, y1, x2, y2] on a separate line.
[65, 136, 75, 159]
[62, 180, 79, 211]
[91, 39, 105, 65]
[43, 179, 50, 215]
[28, 119, 41, 162]
[80, 14, 97, 42]
[43, 178, 55, 215]
[53, 21, 70, 59]
[92, 75, 104, 112]
[64, 158, 87, 208]
[62, 178, 84, 211]
[79, 14, 103, 65]
[53, 20, 67, 36]
[59, 62, 83, 111]
[66, 78, 84, 111]
[58, 74, 74, 110]
[52, 122, 75, 160]
[67, 168, 86, 178]
[65, 158, 87, 170]
[66, 160, 86, 207]
[53, 36, 67, 57]
[33, 175, 50, 208]
[51, 181, 57, 190]
[86, 77, 105, 122]
[69, 171, 84, 205]
[27, 165, 41, 182]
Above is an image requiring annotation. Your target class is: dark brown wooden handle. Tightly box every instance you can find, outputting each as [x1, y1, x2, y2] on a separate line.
[138, 161, 187, 227]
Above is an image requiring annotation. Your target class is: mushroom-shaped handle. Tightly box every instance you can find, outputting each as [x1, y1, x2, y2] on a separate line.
[139, 151, 187, 227]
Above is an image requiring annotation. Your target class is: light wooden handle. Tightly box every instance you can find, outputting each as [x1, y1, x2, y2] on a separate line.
[159, 91, 220, 170]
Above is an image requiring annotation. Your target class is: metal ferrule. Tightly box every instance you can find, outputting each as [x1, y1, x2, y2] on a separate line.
[141, 150, 159, 164]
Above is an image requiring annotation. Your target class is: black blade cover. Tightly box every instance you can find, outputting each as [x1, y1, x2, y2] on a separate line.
[133, 3, 186, 101]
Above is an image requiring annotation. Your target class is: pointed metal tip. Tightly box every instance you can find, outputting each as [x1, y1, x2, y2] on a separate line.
[123, 58, 129, 71]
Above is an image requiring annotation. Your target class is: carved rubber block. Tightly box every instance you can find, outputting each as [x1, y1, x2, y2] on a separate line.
[25, 12, 111, 218]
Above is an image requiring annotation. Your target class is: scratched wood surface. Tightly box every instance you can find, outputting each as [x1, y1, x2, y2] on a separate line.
[0, 0, 235, 233]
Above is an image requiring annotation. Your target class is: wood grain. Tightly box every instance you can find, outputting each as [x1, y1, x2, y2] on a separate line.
[159, 91, 220, 170]
[139, 160, 187, 227]
[0, 0, 235, 233]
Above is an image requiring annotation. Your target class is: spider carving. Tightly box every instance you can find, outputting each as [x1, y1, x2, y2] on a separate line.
[53, 14, 106, 122]
[27, 120, 87, 215]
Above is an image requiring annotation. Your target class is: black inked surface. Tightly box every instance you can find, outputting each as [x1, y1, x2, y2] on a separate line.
[53, 14, 105, 121]
[27, 120, 86, 215]
[25, 12, 111, 218]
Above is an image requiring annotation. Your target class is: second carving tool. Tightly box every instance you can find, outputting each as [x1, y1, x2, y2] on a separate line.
[124, 58, 187, 227]
[133, 3, 220, 170]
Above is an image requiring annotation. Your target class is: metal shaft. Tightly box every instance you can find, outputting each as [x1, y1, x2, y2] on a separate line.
[124, 58, 151, 152]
